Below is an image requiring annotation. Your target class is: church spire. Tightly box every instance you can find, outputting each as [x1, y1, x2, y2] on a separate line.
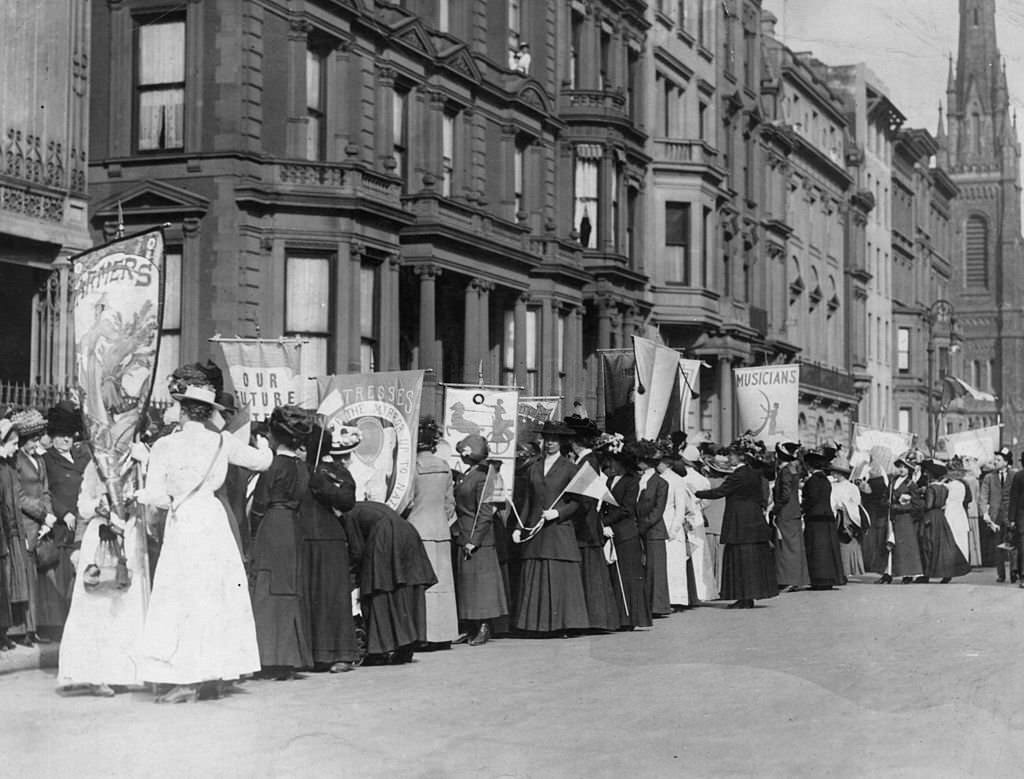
[955, 0, 1001, 110]
[946, 53, 957, 115]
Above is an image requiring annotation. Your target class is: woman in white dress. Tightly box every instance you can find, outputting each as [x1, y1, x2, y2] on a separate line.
[679, 445, 720, 601]
[57, 461, 150, 696]
[136, 379, 272, 703]
[829, 456, 868, 577]
[942, 458, 972, 567]
[655, 451, 692, 609]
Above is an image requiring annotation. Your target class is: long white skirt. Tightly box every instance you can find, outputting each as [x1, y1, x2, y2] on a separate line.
[666, 535, 690, 606]
[136, 494, 260, 684]
[57, 518, 150, 687]
[689, 525, 719, 602]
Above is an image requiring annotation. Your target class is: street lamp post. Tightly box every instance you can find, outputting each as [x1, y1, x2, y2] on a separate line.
[924, 299, 956, 454]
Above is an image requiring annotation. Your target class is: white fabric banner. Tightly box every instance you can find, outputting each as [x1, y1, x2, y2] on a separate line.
[679, 358, 702, 438]
[937, 425, 1002, 462]
[633, 336, 681, 440]
[734, 364, 800, 446]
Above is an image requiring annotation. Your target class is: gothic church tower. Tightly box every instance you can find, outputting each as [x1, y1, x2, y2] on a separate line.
[938, 0, 1024, 443]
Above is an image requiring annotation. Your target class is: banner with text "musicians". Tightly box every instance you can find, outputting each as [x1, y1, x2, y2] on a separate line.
[316, 371, 425, 514]
[734, 364, 800, 446]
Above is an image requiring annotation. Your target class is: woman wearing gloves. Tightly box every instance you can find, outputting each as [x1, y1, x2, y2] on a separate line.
[451, 435, 508, 646]
[634, 441, 670, 617]
[135, 371, 273, 703]
[515, 421, 588, 635]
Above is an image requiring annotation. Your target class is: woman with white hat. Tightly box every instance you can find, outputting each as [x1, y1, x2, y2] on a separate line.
[135, 369, 273, 702]
[829, 455, 868, 578]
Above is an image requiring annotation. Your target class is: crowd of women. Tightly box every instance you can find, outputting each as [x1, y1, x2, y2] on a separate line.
[0, 359, 994, 704]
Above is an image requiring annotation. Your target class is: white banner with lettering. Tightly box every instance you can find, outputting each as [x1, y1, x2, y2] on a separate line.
[734, 364, 800, 446]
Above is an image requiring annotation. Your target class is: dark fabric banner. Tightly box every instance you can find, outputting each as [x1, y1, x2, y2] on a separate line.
[602, 351, 636, 438]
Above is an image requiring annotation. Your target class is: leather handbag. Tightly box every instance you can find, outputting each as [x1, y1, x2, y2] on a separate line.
[35, 534, 61, 571]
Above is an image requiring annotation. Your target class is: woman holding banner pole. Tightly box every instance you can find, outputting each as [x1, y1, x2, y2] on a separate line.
[514, 421, 588, 635]
[451, 435, 507, 646]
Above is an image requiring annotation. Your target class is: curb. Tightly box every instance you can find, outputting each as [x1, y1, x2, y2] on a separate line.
[0, 643, 59, 676]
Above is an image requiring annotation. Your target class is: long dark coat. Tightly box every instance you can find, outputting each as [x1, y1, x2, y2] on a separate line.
[520, 455, 581, 562]
[772, 460, 809, 587]
[801, 470, 846, 587]
[696, 464, 771, 544]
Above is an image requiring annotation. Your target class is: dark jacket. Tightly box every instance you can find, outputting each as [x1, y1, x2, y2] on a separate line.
[42, 444, 90, 520]
[604, 473, 640, 543]
[635, 471, 669, 540]
[772, 461, 802, 522]
[800, 471, 834, 523]
[520, 454, 581, 562]
[696, 463, 771, 544]
[16, 450, 53, 551]
[570, 452, 606, 548]
[452, 464, 497, 549]
[889, 474, 923, 522]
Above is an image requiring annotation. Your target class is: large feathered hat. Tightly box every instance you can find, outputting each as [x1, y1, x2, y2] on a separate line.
[457, 434, 490, 464]
[46, 401, 83, 438]
[11, 409, 46, 440]
[417, 417, 442, 451]
[269, 405, 313, 442]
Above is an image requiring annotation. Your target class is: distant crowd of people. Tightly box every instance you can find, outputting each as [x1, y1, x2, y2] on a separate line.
[0, 359, 1012, 703]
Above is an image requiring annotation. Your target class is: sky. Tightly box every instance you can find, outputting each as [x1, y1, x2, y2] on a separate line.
[764, 0, 1024, 131]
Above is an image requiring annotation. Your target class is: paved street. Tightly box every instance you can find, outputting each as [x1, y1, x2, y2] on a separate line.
[5, 570, 1024, 778]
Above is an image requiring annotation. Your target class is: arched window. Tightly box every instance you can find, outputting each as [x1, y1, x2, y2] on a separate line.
[965, 215, 988, 287]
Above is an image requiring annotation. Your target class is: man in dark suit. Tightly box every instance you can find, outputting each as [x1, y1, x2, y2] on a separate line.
[981, 446, 1017, 582]
[515, 421, 588, 634]
[1005, 451, 1024, 587]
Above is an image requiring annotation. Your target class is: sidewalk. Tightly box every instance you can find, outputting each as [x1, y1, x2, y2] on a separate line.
[0, 642, 58, 676]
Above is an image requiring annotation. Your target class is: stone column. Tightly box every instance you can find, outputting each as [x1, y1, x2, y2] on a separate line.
[378, 255, 401, 371]
[415, 265, 441, 377]
[347, 242, 364, 372]
[565, 306, 583, 405]
[375, 65, 396, 171]
[514, 292, 529, 387]
[597, 297, 614, 350]
[286, 18, 312, 158]
[478, 280, 493, 383]
[463, 279, 481, 382]
[717, 356, 734, 443]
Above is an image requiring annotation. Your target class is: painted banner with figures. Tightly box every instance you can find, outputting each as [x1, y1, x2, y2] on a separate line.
[71, 229, 164, 512]
[851, 424, 915, 477]
[315, 371, 425, 513]
[214, 338, 306, 421]
[734, 364, 800, 446]
[443, 385, 519, 502]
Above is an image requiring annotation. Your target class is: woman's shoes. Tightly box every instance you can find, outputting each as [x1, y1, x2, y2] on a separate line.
[901, 577, 914, 584]
[468, 622, 491, 647]
[940, 577, 951, 584]
[875, 574, 893, 584]
[329, 662, 355, 673]
[59, 683, 115, 697]
[154, 685, 199, 704]
[727, 599, 754, 609]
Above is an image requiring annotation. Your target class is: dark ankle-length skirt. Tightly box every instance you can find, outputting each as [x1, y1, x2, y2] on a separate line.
[579, 545, 620, 631]
[364, 584, 428, 655]
[454, 545, 508, 621]
[250, 509, 312, 669]
[301, 537, 360, 666]
[644, 538, 671, 615]
[804, 519, 847, 587]
[610, 537, 652, 628]
[515, 558, 589, 633]
[890, 514, 923, 577]
[861, 515, 890, 574]
[922, 516, 972, 580]
[774, 517, 810, 588]
[721, 542, 778, 601]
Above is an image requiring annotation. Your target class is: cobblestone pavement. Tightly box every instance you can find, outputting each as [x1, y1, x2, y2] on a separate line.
[4, 570, 1023, 778]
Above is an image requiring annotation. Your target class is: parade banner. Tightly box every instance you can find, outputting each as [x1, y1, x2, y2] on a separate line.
[443, 385, 519, 501]
[316, 371, 425, 513]
[734, 364, 800, 446]
[213, 338, 304, 421]
[679, 358, 702, 438]
[72, 229, 164, 512]
[633, 336, 682, 441]
[517, 395, 561, 440]
[936, 424, 1002, 462]
[851, 424, 914, 477]
[601, 350, 635, 437]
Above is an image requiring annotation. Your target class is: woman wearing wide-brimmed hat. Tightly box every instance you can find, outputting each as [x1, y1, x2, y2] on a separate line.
[695, 439, 777, 608]
[633, 440, 671, 617]
[451, 434, 508, 646]
[404, 418, 459, 648]
[248, 405, 316, 678]
[829, 455, 868, 578]
[801, 449, 846, 590]
[772, 441, 809, 592]
[0, 418, 27, 648]
[600, 438, 652, 629]
[888, 452, 925, 583]
[515, 420, 589, 634]
[299, 420, 364, 673]
[135, 370, 274, 702]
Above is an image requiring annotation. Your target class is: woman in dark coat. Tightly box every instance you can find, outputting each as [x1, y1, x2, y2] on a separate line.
[801, 450, 846, 589]
[349, 501, 437, 664]
[858, 447, 893, 579]
[249, 405, 314, 678]
[12, 409, 69, 635]
[451, 435, 508, 646]
[889, 454, 925, 583]
[602, 443, 652, 629]
[772, 442, 809, 592]
[515, 421, 588, 635]
[0, 419, 22, 649]
[634, 440, 671, 617]
[695, 441, 777, 608]
[919, 460, 971, 583]
[300, 422, 363, 673]
[565, 417, 620, 632]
